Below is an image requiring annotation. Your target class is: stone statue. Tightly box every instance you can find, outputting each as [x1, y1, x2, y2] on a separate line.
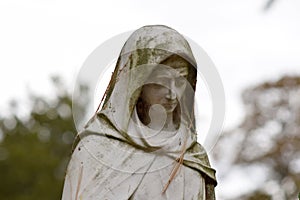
[62, 25, 217, 200]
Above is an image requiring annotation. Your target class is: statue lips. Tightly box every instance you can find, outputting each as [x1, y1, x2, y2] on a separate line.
[163, 100, 178, 111]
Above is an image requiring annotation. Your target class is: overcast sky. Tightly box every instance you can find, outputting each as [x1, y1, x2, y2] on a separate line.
[1, 0, 300, 127]
[1, 1, 300, 197]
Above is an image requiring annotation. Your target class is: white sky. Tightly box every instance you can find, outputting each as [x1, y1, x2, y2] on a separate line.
[1, 0, 300, 198]
[1, 0, 300, 128]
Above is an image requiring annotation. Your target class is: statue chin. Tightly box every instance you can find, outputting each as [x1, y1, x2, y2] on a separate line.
[147, 104, 167, 130]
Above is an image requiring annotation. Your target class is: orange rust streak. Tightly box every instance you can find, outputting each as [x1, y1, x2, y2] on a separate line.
[162, 136, 187, 194]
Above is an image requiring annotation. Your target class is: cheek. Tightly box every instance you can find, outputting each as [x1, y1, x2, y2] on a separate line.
[176, 84, 187, 98]
[171, 80, 187, 100]
[141, 85, 168, 103]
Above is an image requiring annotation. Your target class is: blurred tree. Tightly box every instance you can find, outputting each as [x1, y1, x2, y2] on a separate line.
[264, 0, 276, 11]
[244, 191, 272, 200]
[214, 76, 300, 200]
[0, 76, 88, 200]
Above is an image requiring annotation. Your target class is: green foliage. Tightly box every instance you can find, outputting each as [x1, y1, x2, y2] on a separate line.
[0, 77, 87, 200]
[247, 191, 271, 200]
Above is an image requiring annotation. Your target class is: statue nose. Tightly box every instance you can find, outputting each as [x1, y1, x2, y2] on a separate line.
[165, 80, 176, 100]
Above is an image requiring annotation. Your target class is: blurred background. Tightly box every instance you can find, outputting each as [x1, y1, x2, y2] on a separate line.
[0, 0, 299, 199]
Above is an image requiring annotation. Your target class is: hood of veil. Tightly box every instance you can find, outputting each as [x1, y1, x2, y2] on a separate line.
[100, 25, 197, 136]
[84, 25, 217, 185]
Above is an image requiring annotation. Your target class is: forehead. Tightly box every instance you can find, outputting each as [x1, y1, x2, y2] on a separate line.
[149, 65, 188, 79]
[145, 55, 191, 80]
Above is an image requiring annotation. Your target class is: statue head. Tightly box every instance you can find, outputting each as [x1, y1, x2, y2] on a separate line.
[136, 54, 196, 130]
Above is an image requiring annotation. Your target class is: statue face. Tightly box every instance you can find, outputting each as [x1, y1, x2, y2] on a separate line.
[140, 56, 189, 113]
